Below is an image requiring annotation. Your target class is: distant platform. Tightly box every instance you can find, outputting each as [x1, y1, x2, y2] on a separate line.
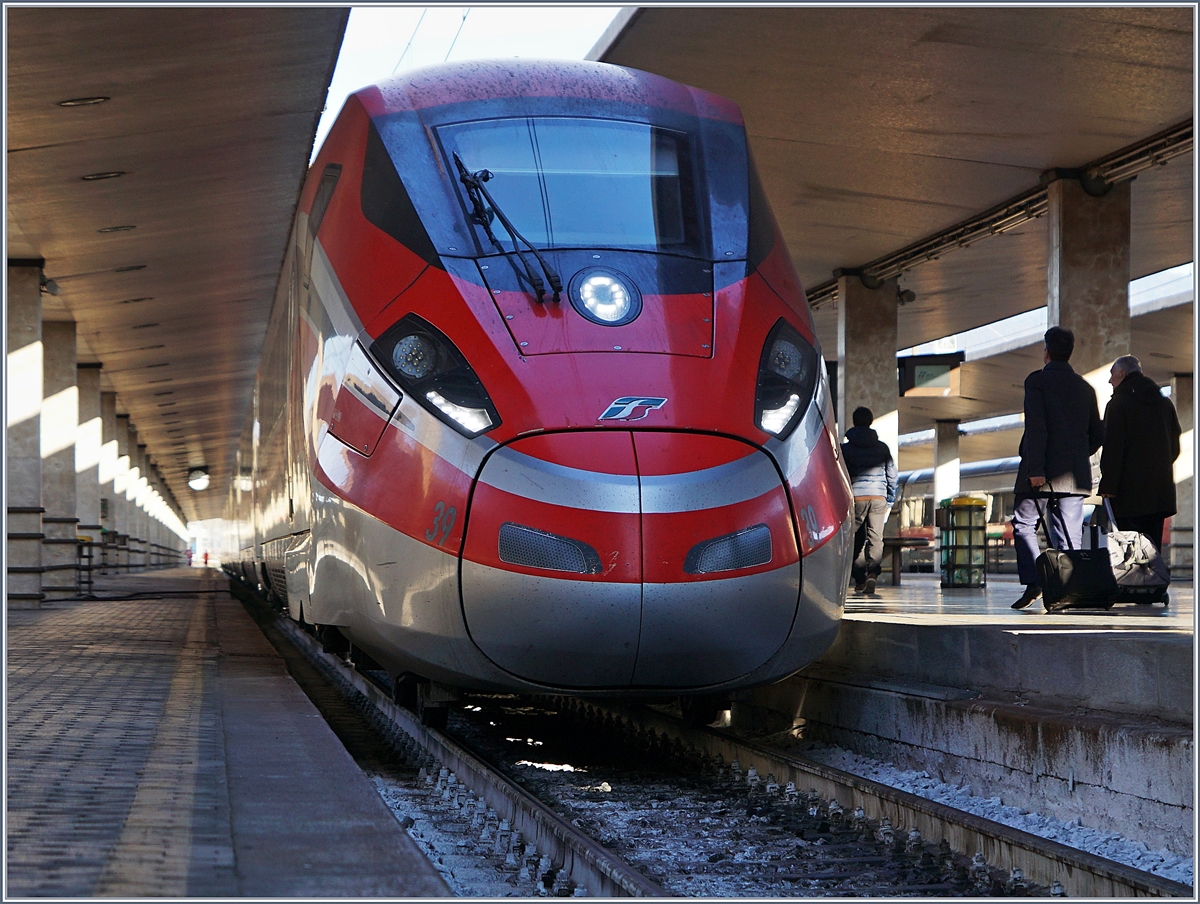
[6, 568, 449, 897]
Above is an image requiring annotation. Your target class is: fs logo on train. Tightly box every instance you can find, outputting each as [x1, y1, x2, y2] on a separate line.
[599, 397, 668, 421]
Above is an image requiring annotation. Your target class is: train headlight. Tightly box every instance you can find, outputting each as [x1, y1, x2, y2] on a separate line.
[371, 314, 501, 438]
[569, 268, 641, 326]
[392, 334, 438, 380]
[755, 319, 819, 440]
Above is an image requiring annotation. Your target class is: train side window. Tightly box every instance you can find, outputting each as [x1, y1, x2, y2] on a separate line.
[309, 164, 342, 235]
[361, 122, 441, 267]
[303, 164, 342, 288]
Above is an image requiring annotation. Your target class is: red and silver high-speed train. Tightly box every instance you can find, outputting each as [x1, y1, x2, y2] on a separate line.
[226, 59, 853, 722]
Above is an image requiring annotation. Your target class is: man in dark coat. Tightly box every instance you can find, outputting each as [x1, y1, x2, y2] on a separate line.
[1010, 327, 1105, 609]
[1098, 355, 1181, 551]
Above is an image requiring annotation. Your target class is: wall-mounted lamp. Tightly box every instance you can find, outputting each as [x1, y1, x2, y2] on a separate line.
[40, 276, 60, 296]
[187, 468, 210, 492]
[897, 288, 916, 306]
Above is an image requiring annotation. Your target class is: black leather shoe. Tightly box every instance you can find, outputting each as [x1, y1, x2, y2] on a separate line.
[1011, 585, 1042, 609]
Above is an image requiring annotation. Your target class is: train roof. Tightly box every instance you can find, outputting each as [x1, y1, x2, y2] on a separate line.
[355, 58, 743, 125]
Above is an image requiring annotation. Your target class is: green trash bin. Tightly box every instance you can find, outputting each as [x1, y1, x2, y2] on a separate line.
[936, 495, 987, 588]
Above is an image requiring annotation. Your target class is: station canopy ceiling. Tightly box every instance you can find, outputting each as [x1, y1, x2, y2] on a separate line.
[6, 8, 347, 521]
[6, 8, 1193, 522]
[593, 6, 1194, 434]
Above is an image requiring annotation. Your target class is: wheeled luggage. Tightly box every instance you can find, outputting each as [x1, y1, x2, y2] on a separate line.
[1103, 500, 1171, 605]
[1034, 496, 1117, 611]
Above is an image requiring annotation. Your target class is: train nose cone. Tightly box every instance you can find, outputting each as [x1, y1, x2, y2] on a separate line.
[460, 432, 801, 689]
[631, 432, 800, 686]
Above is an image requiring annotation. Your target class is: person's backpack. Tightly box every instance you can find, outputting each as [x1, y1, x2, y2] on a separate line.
[1103, 500, 1171, 604]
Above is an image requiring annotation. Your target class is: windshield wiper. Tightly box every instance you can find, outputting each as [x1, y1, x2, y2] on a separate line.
[453, 153, 562, 303]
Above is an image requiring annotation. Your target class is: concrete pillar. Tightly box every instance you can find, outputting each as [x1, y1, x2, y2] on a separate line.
[933, 419, 962, 574]
[98, 392, 119, 572]
[76, 364, 103, 534]
[837, 274, 899, 463]
[127, 437, 146, 570]
[7, 262, 44, 608]
[933, 420, 962, 505]
[136, 444, 151, 570]
[1170, 373, 1193, 579]
[115, 413, 132, 571]
[1046, 175, 1132, 411]
[40, 321, 79, 598]
[147, 466, 162, 567]
[76, 364, 102, 587]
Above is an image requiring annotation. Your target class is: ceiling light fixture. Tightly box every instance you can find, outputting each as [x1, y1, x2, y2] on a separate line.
[187, 468, 210, 492]
[98, 225, 136, 233]
[113, 265, 146, 272]
[120, 296, 153, 304]
[132, 322, 159, 329]
[58, 96, 110, 107]
[153, 391, 174, 396]
[81, 171, 125, 181]
[146, 362, 169, 368]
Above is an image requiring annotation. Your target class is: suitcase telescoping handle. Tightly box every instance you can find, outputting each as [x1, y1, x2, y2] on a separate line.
[1031, 491, 1074, 551]
[1102, 497, 1118, 528]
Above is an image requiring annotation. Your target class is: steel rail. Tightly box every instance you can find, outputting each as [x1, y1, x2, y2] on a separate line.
[273, 617, 667, 898]
[805, 118, 1192, 310]
[580, 699, 1192, 898]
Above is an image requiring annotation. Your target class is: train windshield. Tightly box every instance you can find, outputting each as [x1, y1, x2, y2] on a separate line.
[438, 117, 699, 253]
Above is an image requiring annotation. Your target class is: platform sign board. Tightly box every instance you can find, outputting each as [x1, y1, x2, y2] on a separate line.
[898, 353, 966, 397]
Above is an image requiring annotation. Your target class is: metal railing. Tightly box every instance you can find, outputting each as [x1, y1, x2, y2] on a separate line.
[74, 534, 189, 593]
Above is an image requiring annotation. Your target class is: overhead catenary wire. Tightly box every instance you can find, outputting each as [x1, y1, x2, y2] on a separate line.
[444, 8, 470, 63]
[392, 8, 428, 75]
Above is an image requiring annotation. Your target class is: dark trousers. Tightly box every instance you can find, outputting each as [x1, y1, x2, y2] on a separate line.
[1115, 513, 1168, 553]
[1012, 494, 1084, 587]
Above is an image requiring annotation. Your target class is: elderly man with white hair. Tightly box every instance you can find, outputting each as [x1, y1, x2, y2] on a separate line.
[1097, 354, 1182, 552]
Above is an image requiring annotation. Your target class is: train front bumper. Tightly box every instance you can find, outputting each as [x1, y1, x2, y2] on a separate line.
[460, 430, 836, 690]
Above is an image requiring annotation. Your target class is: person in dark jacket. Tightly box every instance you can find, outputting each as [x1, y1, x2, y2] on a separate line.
[842, 407, 897, 595]
[1098, 355, 1181, 551]
[1011, 327, 1105, 610]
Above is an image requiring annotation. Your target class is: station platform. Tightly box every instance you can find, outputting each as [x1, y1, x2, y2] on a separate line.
[746, 572, 1194, 857]
[5, 568, 448, 897]
[822, 572, 1193, 723]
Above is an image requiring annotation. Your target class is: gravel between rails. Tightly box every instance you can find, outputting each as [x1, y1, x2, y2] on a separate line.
[443, 696, 1048, 897]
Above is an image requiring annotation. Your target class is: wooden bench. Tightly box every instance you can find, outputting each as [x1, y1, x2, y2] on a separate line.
[881, 537, 930, 586]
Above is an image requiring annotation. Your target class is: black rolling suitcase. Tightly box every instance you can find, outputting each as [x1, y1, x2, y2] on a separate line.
[1033, 496, 1117, 612]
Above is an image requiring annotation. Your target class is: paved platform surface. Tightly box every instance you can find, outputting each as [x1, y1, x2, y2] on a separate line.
[844, 571, 1193, 630]
[814, 573, 1193, 722]
[6, 568, 449, 897]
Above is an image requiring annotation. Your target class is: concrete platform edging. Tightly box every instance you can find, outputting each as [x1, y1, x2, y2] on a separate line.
[741, 676, 1193, 858]
[815, 619, 1193, 723]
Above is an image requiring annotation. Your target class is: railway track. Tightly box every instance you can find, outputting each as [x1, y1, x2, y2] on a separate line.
[238, 585, 1189, 898]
